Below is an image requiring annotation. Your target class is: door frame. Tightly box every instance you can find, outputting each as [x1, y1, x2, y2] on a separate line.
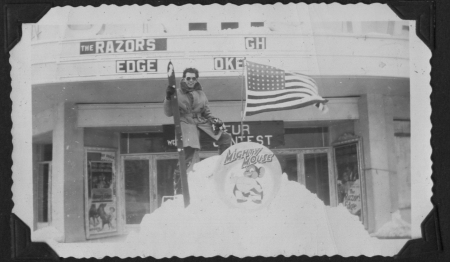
[120, 154, 158, 229]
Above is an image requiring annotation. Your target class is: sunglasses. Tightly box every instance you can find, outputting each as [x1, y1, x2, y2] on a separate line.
[185, 77, 197, 81]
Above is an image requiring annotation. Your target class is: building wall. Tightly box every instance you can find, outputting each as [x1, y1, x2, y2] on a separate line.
[31, 20, 410, 241]
[50, 102, 85, 242]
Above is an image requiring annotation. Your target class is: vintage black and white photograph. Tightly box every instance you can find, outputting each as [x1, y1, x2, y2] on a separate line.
[10, 3, 432, 258]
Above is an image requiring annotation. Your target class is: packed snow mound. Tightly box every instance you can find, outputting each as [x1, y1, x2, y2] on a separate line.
[32, 226, 64, 243]
[325, 205, 381, 256]
[372, 210, 411, 238]
[126, 156, 381, 258]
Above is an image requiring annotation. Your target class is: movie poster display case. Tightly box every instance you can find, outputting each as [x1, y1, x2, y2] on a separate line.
[84, 147, 119, 239]
[332, 133, 368, 228]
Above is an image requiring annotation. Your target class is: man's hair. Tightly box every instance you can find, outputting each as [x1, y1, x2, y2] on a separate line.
[182, 68, 199, 78]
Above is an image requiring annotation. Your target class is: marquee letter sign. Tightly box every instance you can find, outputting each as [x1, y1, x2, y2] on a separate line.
[116, 59, 158, 73]
[245, 37, 266, 49]
[80, 38, 167, 54]
[214, 57, 245, 70]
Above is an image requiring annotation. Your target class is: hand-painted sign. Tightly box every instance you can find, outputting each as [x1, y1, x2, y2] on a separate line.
[80, 38, 167, 54]
[214, 57, 245, 70]
[344, 179, 362, 216]
[163, 121, 284, 151]
[116, 59, 158, 73]
[245, 37, 266, 49]
[214, 142, 282, 210]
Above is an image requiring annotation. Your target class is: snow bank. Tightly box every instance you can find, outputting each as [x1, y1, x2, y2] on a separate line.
[126, 156, 381, 257]
[371, 210, 411, 238]
[32, 226, 64, 243]
[325, 205, 381, 256]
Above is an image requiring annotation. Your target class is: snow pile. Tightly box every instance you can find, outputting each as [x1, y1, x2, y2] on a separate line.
[371, 210, 411, 238]
[32, 226, 64, 243]
[126, 156, 381, 257]
[325, 205, 381, 256]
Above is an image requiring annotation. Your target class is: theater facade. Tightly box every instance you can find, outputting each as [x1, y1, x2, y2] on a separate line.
[31, 8, 411, 242]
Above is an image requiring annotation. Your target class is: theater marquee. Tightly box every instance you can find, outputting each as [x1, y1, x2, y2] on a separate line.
[80, 38, 167, 54]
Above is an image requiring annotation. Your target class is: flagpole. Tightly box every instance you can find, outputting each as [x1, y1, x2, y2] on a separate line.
[240, 58, 247, 142]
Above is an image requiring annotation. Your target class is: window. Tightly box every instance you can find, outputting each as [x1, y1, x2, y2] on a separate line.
[120, 132, 168, 154]
[387, 21, 395, 35]
[37, 162, 51, 224]
[361, 21, 393, 35]
[189, 23, 207, 31]
[251, 22, 264, 27]
[221, 22, 239, 30]
[276, 127, 330, 149]
[33, 144, 52, 228]
[346, 21, 353, 33]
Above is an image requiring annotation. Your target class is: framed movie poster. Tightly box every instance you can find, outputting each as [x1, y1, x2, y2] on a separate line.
[85, 147, 119, 239]
[332, 133, 368, 228]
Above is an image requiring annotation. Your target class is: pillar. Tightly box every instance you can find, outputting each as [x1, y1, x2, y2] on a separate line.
[52, 102, 85, 242]
[355, 94, 396, 233]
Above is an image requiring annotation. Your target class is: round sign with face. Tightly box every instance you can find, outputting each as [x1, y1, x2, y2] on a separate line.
[213, 142, 282, 210]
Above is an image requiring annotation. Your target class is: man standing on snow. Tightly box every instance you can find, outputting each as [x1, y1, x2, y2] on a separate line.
[164, 67, 232, 193]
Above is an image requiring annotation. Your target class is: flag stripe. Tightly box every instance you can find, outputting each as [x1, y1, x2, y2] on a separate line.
[246, 100, 323, 116]
[247, 95, 309, 106]
[248, 91, 315, 100]
[247, 96, 323, 111]
[247, 89, 316, 97]
[285, 80, 318, 90]
[285, 85, 318, 93]
[286, 73, 317, 85]
[247, 96, 322, 107]
[248, 93, 326, 105]
[285, 82, 318, 93]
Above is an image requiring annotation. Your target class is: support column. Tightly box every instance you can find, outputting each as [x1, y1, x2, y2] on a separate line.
[32, 145, 42, 231]
[52, 102, 85, 242]
[355, 94, 396, 233]
[384, 96, 399, 213]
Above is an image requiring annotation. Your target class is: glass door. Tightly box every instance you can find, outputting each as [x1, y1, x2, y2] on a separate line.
[121, 155, 157, 226]
[154, 152, 216, 207]
[274, 151, 299, 182]
[273, 148, 336, 206]
[300, 149, 336, 206]
[332, 135, 367, 226]
[154, 156, 178, 207]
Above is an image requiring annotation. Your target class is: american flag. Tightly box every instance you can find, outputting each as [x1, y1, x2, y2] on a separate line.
[244, 61, 328, 116]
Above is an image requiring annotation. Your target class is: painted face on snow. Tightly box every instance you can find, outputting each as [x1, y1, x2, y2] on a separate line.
[185, 72, 197, 88]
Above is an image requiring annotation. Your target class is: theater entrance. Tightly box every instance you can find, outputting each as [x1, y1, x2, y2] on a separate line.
[120, 148, 336, 228]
